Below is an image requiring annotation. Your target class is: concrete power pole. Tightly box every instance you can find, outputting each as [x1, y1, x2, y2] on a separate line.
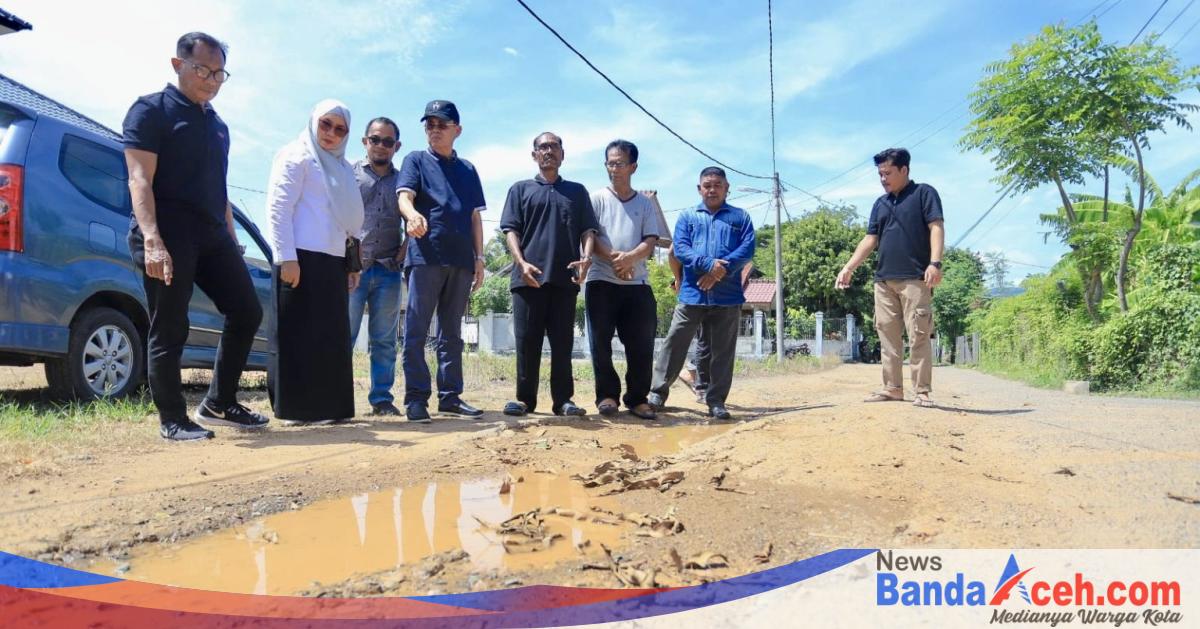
[773, 173, 784, 361]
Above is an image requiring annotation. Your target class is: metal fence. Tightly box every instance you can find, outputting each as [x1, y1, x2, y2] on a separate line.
[954, 333, 981, 365]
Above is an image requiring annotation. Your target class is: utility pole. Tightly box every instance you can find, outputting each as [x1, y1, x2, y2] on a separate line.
[772, 173, 784, 361]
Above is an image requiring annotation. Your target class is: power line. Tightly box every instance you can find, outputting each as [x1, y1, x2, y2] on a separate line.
[961, 194, 1027, 251]
[1171, 12, 1200, 47]
[797, 1, 1145, 198]
[229, 183, 267, 195]
[1007, 259, 1053, 269]
[513, 0, 772, 180]
[951, 180, 1019, 248]
[1160, 0, 1196, 36]
[1130, 0, 1171, 45]
[1091, 0, 1124, 22]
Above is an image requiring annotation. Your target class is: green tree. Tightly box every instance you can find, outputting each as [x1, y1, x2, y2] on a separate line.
[932, 247, 986, 361]
[646, 257, 677, 336]
[753, 204, 874, 318]
[1040, 165, 1200, 318]
[963, 21, 1200, 312]
[961, 22, 1114, 223]
[982, 251, 1010, 291]
[469, 273, 511, 316]
[482, 231, 512, 273]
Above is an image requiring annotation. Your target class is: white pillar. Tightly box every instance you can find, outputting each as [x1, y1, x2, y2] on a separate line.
[754, 309, 764, 357]
[815, 311, 825, 357]
[846, 313, 857, 360]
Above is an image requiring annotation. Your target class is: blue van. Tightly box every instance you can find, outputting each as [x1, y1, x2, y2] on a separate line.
[0, 73, 274, 400]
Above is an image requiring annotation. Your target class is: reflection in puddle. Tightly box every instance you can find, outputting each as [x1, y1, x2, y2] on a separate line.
[93, 423, 733, 595]
[619, 423, 733, 459]
[96, 473, 623, 595]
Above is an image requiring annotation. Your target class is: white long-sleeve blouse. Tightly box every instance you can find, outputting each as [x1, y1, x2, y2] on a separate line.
[265, 143, 357, 262]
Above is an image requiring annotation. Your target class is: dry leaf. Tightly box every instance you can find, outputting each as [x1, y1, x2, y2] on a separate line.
[614, 444, 641, 462]
[754, 543, 773, 564]
[668, 548, 684, 572]
[685, 551, 728, 569]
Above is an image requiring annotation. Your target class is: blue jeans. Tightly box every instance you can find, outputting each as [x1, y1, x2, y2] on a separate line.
[402, 265, 473, 405]
[349, 264, 403, 406]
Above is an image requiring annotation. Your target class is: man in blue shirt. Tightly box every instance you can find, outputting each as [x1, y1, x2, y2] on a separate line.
[395, 100, 486, 422]
[836, 148, 944, 408]
[647, 167, 756, 420]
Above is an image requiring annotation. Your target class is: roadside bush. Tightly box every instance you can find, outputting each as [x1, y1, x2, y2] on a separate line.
[969, 243, 1200, 393]
[1088, 288, 1200, 389]
[967, 272, 1092, 387]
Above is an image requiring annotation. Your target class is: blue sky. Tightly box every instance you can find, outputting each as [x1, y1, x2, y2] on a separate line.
[3, 0, 1199, 280]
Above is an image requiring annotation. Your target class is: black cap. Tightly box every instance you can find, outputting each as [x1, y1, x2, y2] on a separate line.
[420, 100, 460, 125]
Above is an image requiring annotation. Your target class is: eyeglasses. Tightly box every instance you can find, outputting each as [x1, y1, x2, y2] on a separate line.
[604, 160, 630, 169]
[318, 118, 349, 137]
[366, 135, 398, 148]
[424, 120, 455, 131]
[535, 142, 562, 152]
[181, 59, 231, 83]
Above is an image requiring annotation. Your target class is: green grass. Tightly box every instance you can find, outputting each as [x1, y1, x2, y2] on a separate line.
[963, 360, 1200, 400]
[0, 395, 157, 442]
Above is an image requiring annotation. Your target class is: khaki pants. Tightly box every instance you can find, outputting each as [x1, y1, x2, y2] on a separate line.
[874, 279, 933, 394]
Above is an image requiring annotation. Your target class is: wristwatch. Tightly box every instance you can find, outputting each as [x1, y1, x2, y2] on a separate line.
[930, 261, 942, 269]
[476, 255, 486, 263]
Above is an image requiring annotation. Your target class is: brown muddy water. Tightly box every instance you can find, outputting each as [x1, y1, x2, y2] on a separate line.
[91, 423, 733, 594]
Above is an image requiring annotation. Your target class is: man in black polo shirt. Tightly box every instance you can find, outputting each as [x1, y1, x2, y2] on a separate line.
[836, 148, 944, 408]
[499, 132, 598, 417]
[124, 32, 267, 440]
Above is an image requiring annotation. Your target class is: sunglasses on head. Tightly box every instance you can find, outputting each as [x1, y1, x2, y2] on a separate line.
[366, 135, 397, 148]
[318, 118, 349, 137]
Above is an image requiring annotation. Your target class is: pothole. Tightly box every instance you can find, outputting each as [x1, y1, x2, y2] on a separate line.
[91, 422, 736, 595]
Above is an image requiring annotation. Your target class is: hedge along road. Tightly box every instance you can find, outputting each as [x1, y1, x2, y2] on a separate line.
[0, 362, 1197, 595]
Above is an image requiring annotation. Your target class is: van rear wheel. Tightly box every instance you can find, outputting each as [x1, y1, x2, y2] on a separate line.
[45, 307, 145, 400]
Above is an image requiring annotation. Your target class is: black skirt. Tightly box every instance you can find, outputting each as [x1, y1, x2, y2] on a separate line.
[269, 249, 355, 421]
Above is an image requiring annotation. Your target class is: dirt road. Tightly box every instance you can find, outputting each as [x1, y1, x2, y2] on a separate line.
[0, 362, 1196, 596]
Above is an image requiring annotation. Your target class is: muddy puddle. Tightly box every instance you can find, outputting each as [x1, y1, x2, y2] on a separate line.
[94, 422, 734, 595]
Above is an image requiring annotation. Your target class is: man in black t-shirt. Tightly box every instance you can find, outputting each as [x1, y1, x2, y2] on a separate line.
[499, 132, 599, 417]
[124, 32, 267, 440]
[836, 148, 944, 408]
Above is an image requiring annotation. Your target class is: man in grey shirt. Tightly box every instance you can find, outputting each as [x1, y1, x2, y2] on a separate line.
[586, 139, 663, 419]
[349, 116, 406, 416]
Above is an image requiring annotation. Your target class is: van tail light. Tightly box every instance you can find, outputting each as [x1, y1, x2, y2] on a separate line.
[0, 164, 23, 253]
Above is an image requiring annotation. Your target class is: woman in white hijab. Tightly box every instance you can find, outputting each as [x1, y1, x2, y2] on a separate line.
[266, 99, 365, 424]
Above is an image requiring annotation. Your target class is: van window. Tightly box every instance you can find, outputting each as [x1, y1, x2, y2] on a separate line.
[0, 110, 14, 144]
[59, 134, 130, 215]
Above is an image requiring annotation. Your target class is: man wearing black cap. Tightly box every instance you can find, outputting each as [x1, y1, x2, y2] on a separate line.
[395, 100, 487, 422]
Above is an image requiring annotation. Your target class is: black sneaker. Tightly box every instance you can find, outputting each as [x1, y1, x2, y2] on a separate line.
[646, 392, 665, 412]
[406, 402, 432, 423]
[195, 400, 269, 430]
[438, 399, 483, 417]
[161, 419, 214, 441]
[709, 404, 733, 421]
[370, 402, 403, 416]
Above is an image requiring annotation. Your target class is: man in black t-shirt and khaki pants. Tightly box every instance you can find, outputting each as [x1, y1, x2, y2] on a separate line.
[836, 148, 944, 408]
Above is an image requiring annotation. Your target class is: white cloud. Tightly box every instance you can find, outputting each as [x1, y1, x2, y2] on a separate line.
[503, 47, 519, 57]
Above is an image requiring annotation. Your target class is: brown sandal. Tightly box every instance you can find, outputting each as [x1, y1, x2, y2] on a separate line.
[863, 391, 904, 403]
